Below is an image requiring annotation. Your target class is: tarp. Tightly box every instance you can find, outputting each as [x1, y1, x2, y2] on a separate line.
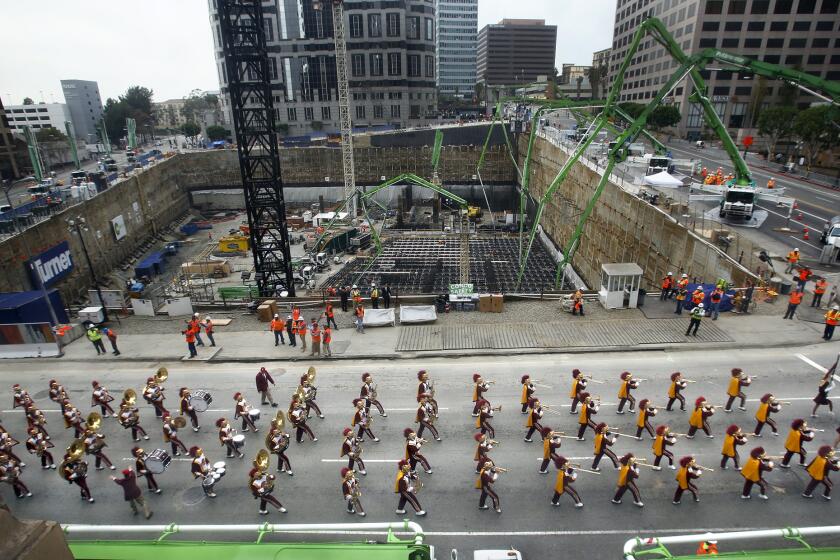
[362, 308, 395, 327]
[642, 171, 684, 188]
[399, 305, 437, 324]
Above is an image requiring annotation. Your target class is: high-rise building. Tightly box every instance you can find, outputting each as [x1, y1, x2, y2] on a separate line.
[60, 80, 104, 143]
[607, 0, 840, 139]
[592, 47, 611, 70]
[208, 0, 438, 136]
[4, 103, 73, 135]
[476, 19, 558, 86]
[0, 96, 21, 180]
[436, 0, 478, 98]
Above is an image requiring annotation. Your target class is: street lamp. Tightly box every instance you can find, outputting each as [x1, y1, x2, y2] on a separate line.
[68, 217, 110, 322]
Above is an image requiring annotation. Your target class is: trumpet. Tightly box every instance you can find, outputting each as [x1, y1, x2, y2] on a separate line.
[633, 461, 659, 469]
[809, 428, 826, 433]
[487, 439, 500, 446]
[775, 401, 792, 405]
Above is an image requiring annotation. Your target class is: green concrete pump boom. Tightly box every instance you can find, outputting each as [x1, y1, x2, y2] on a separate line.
[65, 121, 81, 170]
[22, 126, 44, 182]
[431, 129, 443, 172]
[126, 117, 137, 150]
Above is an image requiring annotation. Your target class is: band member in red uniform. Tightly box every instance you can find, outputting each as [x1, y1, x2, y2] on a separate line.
[524, 398, 545, 442]
[686, 397, 715, 438]
[652, 425, 677, 470]
[48, 379, 68, 413]
[61, 450, 93, 502]
[249, 468, 286, 514]
[477, 460, 504, 513]
[576, 393, 599, 440]
[472, 374, 490, 416]
[143, 377, 168, 418]
[417, 370, 438, 417]
[234, 392, 258, 432]
[405, 428, 432, 474]
[0, 428, 25, 466]
[635, 400, 658, 440]
[672, 456, 702, 504]
[340, 427, 365, 474]
[781, 418, 815, 468]
[90, 381, 116, 417]
[617, 372, 640, 414]
[474, 432, 495, 473]
[342, 467, 365, 516]
[12, 383, 32, 410]
[395, 459, 425, 516]
[179, 388, 201, 431]
[118, 399, 149, 442]
[83, 428, 116, 470]
[475, 399, 497, 438]
[721, 424, 748, 470]
[520, 375, 536, 414]
[551, 455, 583, 508]
[539, 426, 562, 474]
[190, 446, 216, 498]
[162, 413, 188, 456]
[131, 447, 161, 493]
[592, 423, 619, 471]
[352, 398, 379, 442]
[63, 400, 85, 438]
[0, 452, 32, 498]
[802, 446, 839, 499]
[24, 403, 49, 440]
[741, 446, 773, 500]
[216, 417, 243, 459]
[569, 369, 588, 414]
[360, 373, 386, 417]
[415, 394, 440, 441]
[724, 368, 752, 412]
[666, 372, 688, 412]
[811, 371, 834, 417]
[25, 427, 55, 469]
[612, 453, 644, 507]
[753, 393, 782, 436]
[300, 375, 323, 419]
[290, 395, 317, 443]
[267, 417, 293, 475]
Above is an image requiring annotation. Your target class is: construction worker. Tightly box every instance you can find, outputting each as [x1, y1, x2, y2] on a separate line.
[86, 325, 106, 356]
[204, 316, 216, 347]
[370, 283, 380, 309]
[709, 286, 724, 320]
[690, 287, 705, 308]
[285, 315, 296, 347]
[572, 288, 585, 316]
[296, 317, 307, 351]
[823, 305, 839, 341]
[325, 301, 338, 329]
[766, 177, 775, 189]
[270, 314, 285, 346]
[783, 289, 803, 320]
[701, 167, 708, 181]
[674, 283, 688, 315]
[323, 324, 333, 357]
[182, 326, 197, 358]
[309, 319, 321, 357]
[796, 265, 811, 292]
[812, 277, 828, 307]
[354, 304, 365, 334]
[685, 303, 704, 336]
[660, 272, 673, 301]
[785, 248, 800, 274]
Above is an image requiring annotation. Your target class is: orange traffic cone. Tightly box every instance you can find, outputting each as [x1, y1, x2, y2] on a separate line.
[793, 201, 799, 210]
[798, 212, 804, 220]
[803, 229, 810, 241]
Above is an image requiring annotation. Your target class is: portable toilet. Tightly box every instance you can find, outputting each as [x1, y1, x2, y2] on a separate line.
[599, 263, 644, 309]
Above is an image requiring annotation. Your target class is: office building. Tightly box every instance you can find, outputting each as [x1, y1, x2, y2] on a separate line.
[476, 19, 558, 86]
[154, 99, 188, 129]
[592, 47, 611, 70]
[4, 103, 73, 135]
[436, 0, 478, 98]
[208, 0, 438, 136]
[0, 96, 21, 180]
[60, 80, 104, 143]
[608, 0, 840, 139]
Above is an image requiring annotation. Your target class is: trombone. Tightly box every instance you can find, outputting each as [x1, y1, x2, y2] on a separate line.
[568, 463, 602, 475]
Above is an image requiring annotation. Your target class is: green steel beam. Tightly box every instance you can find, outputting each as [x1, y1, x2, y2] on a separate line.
[22, 126, 44, 182]
[65, 121, 81, 170]
[431, 129, 443, 172]
[98, 121, 112, 156]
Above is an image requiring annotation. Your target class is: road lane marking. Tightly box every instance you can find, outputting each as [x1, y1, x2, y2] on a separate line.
[796, 353, 828, 373]
[816, 196, 834, 203]
[321, 458, 398, 463]
[787, 235, 821, 251]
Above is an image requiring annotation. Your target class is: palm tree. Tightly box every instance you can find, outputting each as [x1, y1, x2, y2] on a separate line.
[576, 76, 584, 101]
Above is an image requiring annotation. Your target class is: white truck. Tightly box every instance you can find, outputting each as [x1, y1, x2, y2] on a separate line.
[718, 186, 756, 219]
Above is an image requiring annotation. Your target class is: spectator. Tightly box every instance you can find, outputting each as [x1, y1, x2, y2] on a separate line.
[285, 315, 296, 347]
[382, 284, 392, 309]
[204, 316, 216, 347]
[111, 469, 153, 519]
[101, 327, 120, 356]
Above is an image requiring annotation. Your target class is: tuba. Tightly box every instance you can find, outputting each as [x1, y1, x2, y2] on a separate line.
[273, 410, 286, 430]
[253, 449, 270, 472]
[60, 440, 87, 480]
[154, 367, 168, 384]
[306, 366, 316, 384]
[123, 388, 137, 406]
[86, 411, 102, 432]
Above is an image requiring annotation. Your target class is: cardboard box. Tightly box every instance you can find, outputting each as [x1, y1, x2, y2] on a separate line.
[264, 299, 277, 316]
[478, 294, 492, 312]
[257, 304, 273, 322]
[490, 294, 504, 313]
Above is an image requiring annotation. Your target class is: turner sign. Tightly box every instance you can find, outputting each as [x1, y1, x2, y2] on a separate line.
[27, 241, 74, 288]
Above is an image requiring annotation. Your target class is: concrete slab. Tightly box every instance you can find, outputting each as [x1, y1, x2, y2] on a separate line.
[702, 207, 768, 228]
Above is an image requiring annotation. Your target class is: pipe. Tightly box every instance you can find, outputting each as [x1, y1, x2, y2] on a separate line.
[623, 525, 840, 559]
[63, 521, 425, 545]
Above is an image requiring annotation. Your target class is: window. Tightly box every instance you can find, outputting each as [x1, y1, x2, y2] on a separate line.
[735, 86, 752, 95]
[774, 0, 792, 13]
[747, 21, 765, 31]
[728, 0, 746, 13]
[713, 86, 730, 96]
[387, 13, 401, 37]
[321, 106, 331, 120]
[792, 21, 811, 31]
[304, 107, 314, 121]
[287, 108, 297, 121]
[687, 103, 703, 128]
[808, 54, 826, 64]
[388, 92, 402, 100]
[721, 38, 739, 48]
[349, 14, 363, 38]
[269, 58, 278, 80]
[767, 38, 784, 48]
[370, 53, 383, 76]
[702, 21, 719, 31]
[821, 0, 839, 13]
[368, 14, 381, 37]
[744, 38, 762, 48]
[785, 54, 803, 65]
[355, 106, 365, 119]
[264, 19, 274, 41]
[424, 18, 434, 41]
[425, 56, 434, 78]
[407, 16, 419, 39]
[751, 0, 769, 13]
[832, 55, 840, 64]
[351, 54, 365, 77]
[407, 54, 420, 77]
[388, 52, 401, 75]
[725, 21, 742, 31]
[390, 105, 401, 118]
[373, 105, 383, 119]
[797, 0, 816, 13]
[705, 1, 723, 14]
[812, 37, 830, 47]
[763, 54, 781, 63]
[789, 38, 807, 48]
[729, 102, 747, 127]
[699, 38, 717, 48]
[815, 21, 834, 30]
[770, 21, 787, 31]
[828, 71, 840, 80]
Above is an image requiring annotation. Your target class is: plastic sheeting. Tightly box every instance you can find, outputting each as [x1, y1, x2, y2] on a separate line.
[363, 308, 395, 327]
[399, 305, 438, 324]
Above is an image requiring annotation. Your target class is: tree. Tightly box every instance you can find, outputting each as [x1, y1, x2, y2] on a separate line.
[792, 105, 840, 177]
[181, 122, 201, 137]
[206, 125, 229, 141]
[22, 97, 34, 105]
[35, 127, 67, 142]
[648, 105, 682, 130]
[575, 76, 584, 100]
[586, 65, 608, 99]
[618, 102, 645, 120]
[757, 106, 797, 160]
[102, 85, 156, 145]
[182, 90, 220, 125]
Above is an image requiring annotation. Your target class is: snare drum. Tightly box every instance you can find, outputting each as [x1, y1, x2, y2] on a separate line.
[232, 434, 246, 450]
[145, 449, 171, 474]
[212, 469, 224, 480]
[202, 475, 216, 487]
[190, 390, 213, 413]
[213, 461, 227, 470]
[248, 409, 261, 422]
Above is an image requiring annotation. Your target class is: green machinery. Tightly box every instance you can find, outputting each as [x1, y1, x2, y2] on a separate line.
[22, 125, 45, 182]
[126, 117, 137, 151]
[64, 121, 81, 170]
[477, 16, 839, 289]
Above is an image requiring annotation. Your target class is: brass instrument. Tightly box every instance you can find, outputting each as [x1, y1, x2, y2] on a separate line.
[154, 367, 169, 384]
[273, 410, 285, 430]
[306, 366, 316, 384]
[491, 405, 502, 413]
[694, 464, 715, 472]
[294, 387, 306, 402]
[369, 381, 378, 399]
[253, 449, 270, 472]
[173, 416, 187, 429]
[567, 463, 602, 475]
[86, 412, 102, 432]
[487, 439, 500, 446]
[493, 467, 509, 473]
[611, 432, 637, 438]
[59, 440, 88, 480]
[123, 389, 137, 405]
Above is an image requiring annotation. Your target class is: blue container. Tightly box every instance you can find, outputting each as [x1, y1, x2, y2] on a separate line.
[0, 290, 69, 325]
[180, 223, 199, 235]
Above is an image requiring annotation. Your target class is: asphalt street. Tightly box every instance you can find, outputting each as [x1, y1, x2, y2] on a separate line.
[2, 344, 839, 558]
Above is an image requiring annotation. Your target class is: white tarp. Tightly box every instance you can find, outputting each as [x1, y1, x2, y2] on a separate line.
[399, 305, 438, 324]
[642, 171, 684, 188]
[363, 308, 395, 327]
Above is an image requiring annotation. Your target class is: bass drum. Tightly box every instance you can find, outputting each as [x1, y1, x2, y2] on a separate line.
[190, 390, 213, 413]
[145, 449, 171, 474]
[248, 409, 261, 422]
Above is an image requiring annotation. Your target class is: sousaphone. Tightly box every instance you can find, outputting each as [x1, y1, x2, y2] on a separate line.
[59, 439, 87, 480]
[122, 388, 137, 406]
[154, 367, 169, 384]
[272, 410, 285, 429]
[253, 449, 270, 472]
[306, 366, 316, 384]
[85, 411, 102, 432]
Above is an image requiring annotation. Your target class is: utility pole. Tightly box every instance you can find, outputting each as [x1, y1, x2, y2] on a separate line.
[69, 217, 110, 322]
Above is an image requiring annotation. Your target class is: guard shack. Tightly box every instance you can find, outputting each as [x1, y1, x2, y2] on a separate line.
[599, 263, 643, 309]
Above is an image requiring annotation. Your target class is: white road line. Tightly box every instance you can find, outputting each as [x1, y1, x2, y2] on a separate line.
[815, 196, 834, 203]
[796, 353, 829, 373]
[787, 235, 821, 251]
[321, 458, 398, 463]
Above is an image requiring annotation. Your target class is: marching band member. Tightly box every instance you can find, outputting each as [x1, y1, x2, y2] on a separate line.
[551, 455, 583, 508]
[395, 459, 425, 516]
[352, 398, 379, 442]
[162, 413, 188, 456]
[417, 370, 438, 417]
[62, 400, 85, 438]
[672, 456, 702, 504]
[289, 395, 317, 443]
[24, 403, 49, 440]
[340, 428, 365, 475]
[475, 399, 496, 438]
[781, 418, 815, 468]
[360, 373, 387, 417]
[724, 368, 752, 412]
[234, 392, 258, 432]
[652, 425, 677, 470]
[405, 428, 432, 474]
[616, 372, 640, 414]
[611, 453, 644, 507]
[520, 375, 536, 414]
[83, 428, 116, 470]
[90, 381, 116, 417]
[342, 467, 365, 516]
[61, 450, 93, 502]
[249, 468, 286, 514]
[576, 393, 599, 440]
[477, 460, 504, 513]
[635, 400, 657, 440]
[811, 371, 834, 418]
[665, 372, 687, 412]
[740, 446, 773, 500]
[48, 379, 68, 413]
[131, 447, 161, 493]
[179, 388, 201, 431]
[686, 397, 715, 439]
[474, 433, 495, 473]
[415, 394, 440, 441]
[300, 374, 324, 419]
[12, 384, 32, 410]
[190, 446, 216, 498]
[569, 369, 588, 414]
[0, 428, 25, 467]
[592, 423, 619, 471]
[802, 446, 839, 499]
[721, 424, 748, 470]
[472, 374, 490, 416]
[143, 377, 168, 418]
[539, 426, 563, 474]
[267, 419, 293, 475]
[753, 393, 782, 437]
[0, 452, 32, 498]
[216, 418, 243, 459]
[25, 427, 55, 469]
[524, 398, 545, 442]
[118, 399, 149, 442]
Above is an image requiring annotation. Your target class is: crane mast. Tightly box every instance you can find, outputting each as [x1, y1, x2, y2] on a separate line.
[329, 0, 357, 217]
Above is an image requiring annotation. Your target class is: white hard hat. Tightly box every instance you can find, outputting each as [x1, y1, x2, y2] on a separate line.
[287, 315, 292, 319]
[770, 177, 774, 180]
[833, 305, 839, 311]
[205, 316, 211, 320]
[193, 312, 200, 317]
[667, 272, 673, 276]
[794, 248, 799, 251]
[274, 314, 279, 318]
[698, 303, 704, 308]
[352, 284, 357, 289]
[371, 283, 376, 286]
[682, 273, 688, 278]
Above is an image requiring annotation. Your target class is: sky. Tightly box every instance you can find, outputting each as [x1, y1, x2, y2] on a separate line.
[0, 0, 615, 106]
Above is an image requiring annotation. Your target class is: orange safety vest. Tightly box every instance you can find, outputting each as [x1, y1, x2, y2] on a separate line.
[661, 277, 672, 289]
[311, 326, 321, 342]
[787, 251, 799, 264]
[296, 320, 307, 337]
[799, 268, 810, 282]
[696, 541, 719, 555]
[789, 292, 803, 305]
[814, 280, 827, 294]
[692, 290, 704, 304]
[185, 330, 196, 343]
[270, 319, 284, 332]
[826, 311, 839, 326]
[323, 328, 332, 344]
[326, 303, 334, 317]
